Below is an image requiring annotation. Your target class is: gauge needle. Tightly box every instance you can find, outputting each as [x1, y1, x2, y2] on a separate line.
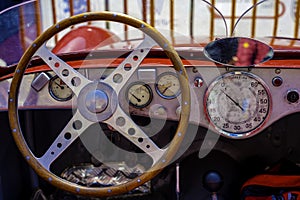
[160, 83, 172, 94]
[221, 90, 244, 111]
[54, 82, 64, 89]
[162, 85, 171, 94]
[129, 92, 141, 102]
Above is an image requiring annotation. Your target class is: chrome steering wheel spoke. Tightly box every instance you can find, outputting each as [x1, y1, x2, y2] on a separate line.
[34, 44, 92, 97]
[37, 110, 94, 170]
[102, 36, 156, 95]
[104, 105, 165, 164]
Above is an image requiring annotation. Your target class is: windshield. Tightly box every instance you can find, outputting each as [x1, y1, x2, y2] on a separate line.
[0, 0, 299, 67]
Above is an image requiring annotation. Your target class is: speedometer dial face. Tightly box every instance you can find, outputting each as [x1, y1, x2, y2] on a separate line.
[204, 71, 271, 139]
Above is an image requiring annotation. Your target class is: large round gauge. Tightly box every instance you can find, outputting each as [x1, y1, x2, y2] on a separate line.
[156, 72, 181, 99]
[127, 82, 153, 108]
[49, 75, 73, 101]
[204, 71, 271, 139]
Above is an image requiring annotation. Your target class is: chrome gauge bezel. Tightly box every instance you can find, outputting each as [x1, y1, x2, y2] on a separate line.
[126, 82, 153, 108]
[49, 75, 74, 101]
[204, 71, 272, 139]
[155, 72, 181, 99]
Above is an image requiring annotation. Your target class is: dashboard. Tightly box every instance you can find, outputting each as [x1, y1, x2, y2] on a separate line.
[2, 54, 300, 140]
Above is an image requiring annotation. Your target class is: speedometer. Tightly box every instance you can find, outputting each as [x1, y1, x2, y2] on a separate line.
[204, 71, 271, 139]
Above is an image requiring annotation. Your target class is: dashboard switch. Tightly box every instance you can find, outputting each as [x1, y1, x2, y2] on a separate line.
[287, 90, 299, 103]
[194, 77, 204, 88]
[272, 76, 283, 87]
[31, 72, 50, 92]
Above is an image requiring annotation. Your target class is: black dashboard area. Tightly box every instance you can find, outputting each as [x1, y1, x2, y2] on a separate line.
[0, 112, 31, 200]
[2, 108, 300, 199]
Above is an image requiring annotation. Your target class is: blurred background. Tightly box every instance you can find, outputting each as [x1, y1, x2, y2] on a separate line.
[0, 0, 22, 11]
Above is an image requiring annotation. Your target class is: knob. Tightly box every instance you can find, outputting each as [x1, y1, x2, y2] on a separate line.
[154, 106, 167, 116]
[272, 76, 283, 87]
[194, 77, 204, 88]
[203, 171, 223, 193]
[150, 105, 167, 117]
[287, 90, 299, 103]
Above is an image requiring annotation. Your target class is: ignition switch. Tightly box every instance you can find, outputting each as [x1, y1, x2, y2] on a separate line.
[286, 90, 299, 103]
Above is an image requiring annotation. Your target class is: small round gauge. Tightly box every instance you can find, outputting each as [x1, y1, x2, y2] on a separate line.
[204, 71, 271, 139]
[127, 82, 153, 108]
[49, 76, 73, 101]
[156, 72, 181, 99]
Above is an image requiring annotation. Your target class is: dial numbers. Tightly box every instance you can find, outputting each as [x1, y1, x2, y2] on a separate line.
[127, 82, 153, 108]
[205, 72, 271, 138]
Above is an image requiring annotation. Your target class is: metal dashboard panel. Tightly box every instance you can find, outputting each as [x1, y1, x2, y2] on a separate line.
[1, 66, 300, 138]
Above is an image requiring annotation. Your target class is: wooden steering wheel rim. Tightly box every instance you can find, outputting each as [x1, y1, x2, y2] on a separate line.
[8, 12, 190, 197]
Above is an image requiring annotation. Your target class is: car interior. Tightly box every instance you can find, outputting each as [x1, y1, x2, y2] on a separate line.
[1, 0, 300, 199]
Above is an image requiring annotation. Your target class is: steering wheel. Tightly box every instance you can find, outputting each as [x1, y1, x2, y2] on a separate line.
[8, 12, 190, 197]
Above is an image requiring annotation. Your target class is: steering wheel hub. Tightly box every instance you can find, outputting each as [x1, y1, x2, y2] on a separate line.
[85, 90, 109, 113]
[77, 82, 118, 122]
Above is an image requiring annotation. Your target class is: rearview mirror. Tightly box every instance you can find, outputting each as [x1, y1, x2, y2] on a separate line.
[204, 37, 273, 67]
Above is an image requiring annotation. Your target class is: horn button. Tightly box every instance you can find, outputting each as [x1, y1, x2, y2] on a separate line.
[85, 90, 108, 113]
[77, 82, 118, 122]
